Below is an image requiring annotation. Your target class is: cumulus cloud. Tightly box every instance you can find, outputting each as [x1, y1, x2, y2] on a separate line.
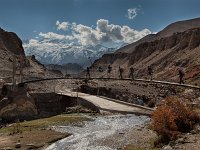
[127, 8, 138, 20]
[95, 19, 150, 44]
[121, 26, 151, 43]
[96, 19, 109, 32]
[38, 32, 75, 42]
[39, 32, 66, 40]
[56, 20, 69, 31]
[72, 24, 100, 45]
[26, 19, 151, 49]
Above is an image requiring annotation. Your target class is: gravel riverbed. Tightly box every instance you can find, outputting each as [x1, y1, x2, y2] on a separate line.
[45, 114, 155, 150]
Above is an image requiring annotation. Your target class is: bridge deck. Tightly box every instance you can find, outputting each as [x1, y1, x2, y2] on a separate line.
[23, 77, 200, 90]
[57, 90, 153, 116]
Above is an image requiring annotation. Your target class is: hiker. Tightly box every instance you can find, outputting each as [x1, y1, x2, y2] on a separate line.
[86, 67, 90, 79]
[147, 66, 153, 80]
[118, 66, 124, 79]
[107, 65, 112, 78]
[178, 68, 185, 84]
[129, 67, 134, 80]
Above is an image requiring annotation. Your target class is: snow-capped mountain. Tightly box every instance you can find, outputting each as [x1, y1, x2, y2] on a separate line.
[23, 39, 117, 68]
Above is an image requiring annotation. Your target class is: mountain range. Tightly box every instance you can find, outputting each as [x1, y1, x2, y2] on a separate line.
[24, 40, 118, 68]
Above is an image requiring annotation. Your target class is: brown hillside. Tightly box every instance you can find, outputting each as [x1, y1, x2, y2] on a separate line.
[157, 18, 200, 37]
[116, 18, 200, 54]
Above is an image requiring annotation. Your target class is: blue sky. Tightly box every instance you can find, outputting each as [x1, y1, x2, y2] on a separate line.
[0, 0, 200, 41]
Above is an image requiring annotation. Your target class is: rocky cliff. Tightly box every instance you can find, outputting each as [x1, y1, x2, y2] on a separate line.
[0, 28, 24, 55]
[0, 28, 61, 121]
[0, 28, 25, 78]
[0, 28, 61, 81]
[91, 18, 200, 85]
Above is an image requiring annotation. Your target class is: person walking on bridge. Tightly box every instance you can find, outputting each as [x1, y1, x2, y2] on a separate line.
[86, 67, 91, 79]
[147, 66, 153, 81]
[118, 66, 124, 79]
[107, 65, 112, 78]
[129, 67, 134, 80]
[178, 68, 185, 84]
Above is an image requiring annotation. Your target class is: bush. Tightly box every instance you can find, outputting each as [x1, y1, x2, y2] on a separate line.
[152, 97, 200, 144]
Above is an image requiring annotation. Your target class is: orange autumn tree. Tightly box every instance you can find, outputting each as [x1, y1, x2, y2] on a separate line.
[152, 97, 199, 142]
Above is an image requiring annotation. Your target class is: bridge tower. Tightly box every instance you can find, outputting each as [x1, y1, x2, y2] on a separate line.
[12, 55, 24, 86]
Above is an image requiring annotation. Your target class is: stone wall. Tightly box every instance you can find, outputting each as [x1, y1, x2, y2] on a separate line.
[30, 93, 76, 118]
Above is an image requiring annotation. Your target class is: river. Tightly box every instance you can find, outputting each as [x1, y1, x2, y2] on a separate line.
[45, 114, 150, 150]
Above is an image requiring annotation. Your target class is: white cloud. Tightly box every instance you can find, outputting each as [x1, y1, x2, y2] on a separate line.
[39, 32, 66, 40]
[127, 8, 138, 20]
[25, 19, 151, 54]
[96, 19, 109, 32]
[71, 24, 99, 45]
[121, 26, 151, 43]
[56, 20, 69, 31]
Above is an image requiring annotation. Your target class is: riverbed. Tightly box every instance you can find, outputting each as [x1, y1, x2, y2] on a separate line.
[45, 114, 151, 150]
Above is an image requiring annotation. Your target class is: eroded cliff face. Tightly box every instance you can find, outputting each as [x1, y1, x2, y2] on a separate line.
[0, 28, 24, 55]
[91, 27, 200, 84]
[0, 28, 26, 78]
[0, 27, 60, 80]
[128, 28, 200, 65]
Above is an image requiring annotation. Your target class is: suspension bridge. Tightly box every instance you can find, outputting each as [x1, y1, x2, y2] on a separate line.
[21, 77, 200, 90]
[1, 75, 199, 115]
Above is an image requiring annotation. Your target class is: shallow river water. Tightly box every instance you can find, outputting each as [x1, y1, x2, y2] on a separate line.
[45, 114, 150, 150]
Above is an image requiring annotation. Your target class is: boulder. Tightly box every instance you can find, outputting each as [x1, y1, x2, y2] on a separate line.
[0, 87, 37, 121]
[15, 143, 21, 149]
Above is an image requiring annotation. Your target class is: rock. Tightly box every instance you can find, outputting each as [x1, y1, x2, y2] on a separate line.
[163, 145, 173, 150]
[1, 147, 12, 150]
[184, 89, 193, 94]
[26, 144, 37, 149]
[173, 145, 182, 149]
[190, 129, 199, 134]
[147, 99, 155, 108]
[135, 99, 144, 106]
[176, 137, 186, 144]
[0, 85, 38, 121]
[169, 141, 176, 146]
[136, 128, 142, 131]
[65, 106, 93, 114]
[119, 132, 125, 134]
[15, 143, 21, 148]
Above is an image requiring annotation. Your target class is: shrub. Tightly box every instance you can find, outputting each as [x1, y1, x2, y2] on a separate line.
[152, 97, 200, 144]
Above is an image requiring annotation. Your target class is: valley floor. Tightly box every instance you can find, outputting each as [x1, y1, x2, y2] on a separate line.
[0, 113, 199, 150]
[0, 114, 89, 150]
